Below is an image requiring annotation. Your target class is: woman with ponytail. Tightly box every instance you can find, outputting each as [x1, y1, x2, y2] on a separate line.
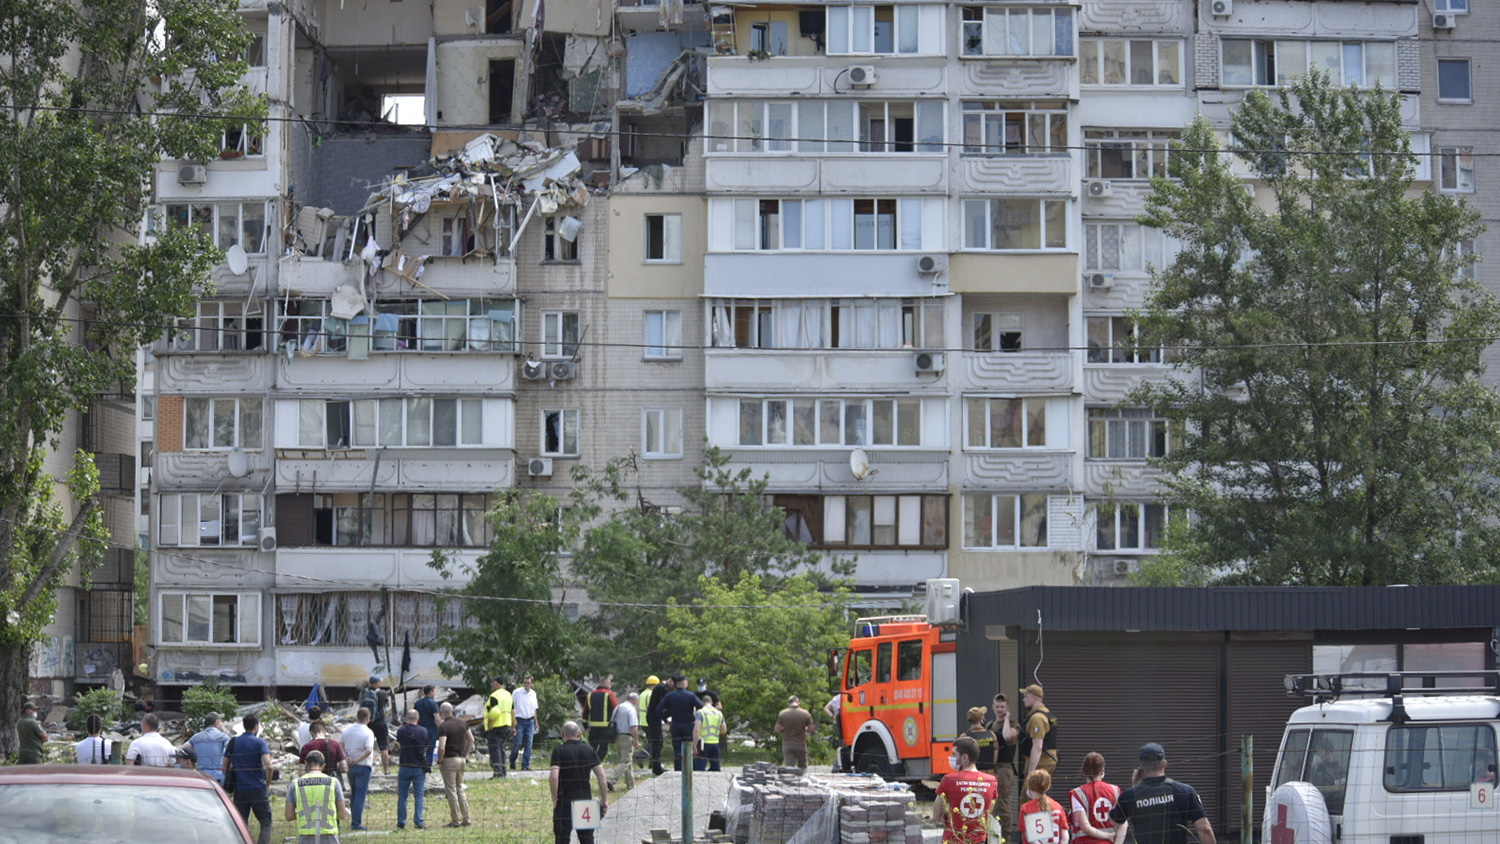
[75, 714, 113, 764]
[1020, 768, 1071, 844]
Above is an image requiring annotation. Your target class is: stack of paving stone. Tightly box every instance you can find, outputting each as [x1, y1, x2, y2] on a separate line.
[725, 764, 926, 844]
[748, 783, 831, 843]
[836, 795, 923, 844]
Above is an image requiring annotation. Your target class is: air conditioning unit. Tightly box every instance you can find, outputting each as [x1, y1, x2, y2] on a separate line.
[550, 361, 577, 381]
[916, 254, 947, 275]
[1087, 273, 1114, 290]
[914, 351, 945, 373]
[848, 65, 877, 87]
[1210, 0, 1232, 17]
[258, 528, 278, 553]
[528, 456, 554, 477]
[1112, 558, 1137, 576]
[1433, 13, 1456, 30]
[520, 358, 547, 380]
[1086, 180, 1114, 198]
[177, 164, 208, 186]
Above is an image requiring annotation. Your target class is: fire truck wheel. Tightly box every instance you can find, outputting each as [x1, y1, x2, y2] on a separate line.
[853, 744, 889, 775]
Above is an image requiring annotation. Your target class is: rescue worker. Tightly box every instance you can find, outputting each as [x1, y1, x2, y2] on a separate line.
[637, 675, 659, 772]
[585, 676, 618, 763]
[1019, 684, 1057, 777]
[934, 735, 998, 844]
[645, 675, 674, 775]
[284, 749, 350, 844]
[693, 692, 726, 771]
[485, 676, 514, 779]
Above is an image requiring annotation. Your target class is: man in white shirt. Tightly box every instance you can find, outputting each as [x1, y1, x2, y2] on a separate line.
[341, 707, 378, 832]
[609, 692, 640, 791]
[125, 713, 177, 767]
[295, 705, 323, 748]
[509, 675, 539, 771]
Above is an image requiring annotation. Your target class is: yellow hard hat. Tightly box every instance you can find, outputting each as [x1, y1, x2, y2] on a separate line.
[647, 675, 660, 685]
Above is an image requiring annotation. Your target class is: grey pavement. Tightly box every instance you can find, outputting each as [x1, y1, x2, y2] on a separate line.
[597, 770, 734, 844]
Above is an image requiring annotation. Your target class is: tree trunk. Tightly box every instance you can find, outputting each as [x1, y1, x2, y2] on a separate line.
[0, 641, 34, 758]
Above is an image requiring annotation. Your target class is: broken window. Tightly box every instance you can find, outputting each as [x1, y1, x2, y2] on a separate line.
[489, 60, 515, 124]
[175, 301, 265, 352]
[159, 592, 260, 646]
[220, 124, 264, 157]
[275, 591, 385, 647]
[543, 215, 579, 261]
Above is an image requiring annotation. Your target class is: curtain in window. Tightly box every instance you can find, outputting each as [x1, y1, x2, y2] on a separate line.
[279, 594, 300, 644]
[410, 494, 437, 545]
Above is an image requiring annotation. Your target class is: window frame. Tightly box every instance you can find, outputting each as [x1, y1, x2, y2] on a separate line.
[1221, 39, 1397, 89]
[959, 5, 1074, 58]
[542, 408, 581, 457]
[157, 493, 263, 547]
[542, 310, 581, 359]
[1087, 406, 1176, 459]
[298, 398, 485, 449]
[158, 591, 261, 647]
[775, 493, 949, 550]
[1086, 316, 1169, 365]
[737, 396, 924, 448]
[962, 492, 1050, 550]
[1094, 500, 1180, 551]
[962, 198, 1070, 251]
[826, 4, 922, 56]
[1084, 221, 1181, 273]
[163, 200, 269, 254]
[973, 311, 1023, 352]
[183, 397, 262, 450]
[644, 310, 683, 360]
[729, 196, 929, 252]
[644, 213, 683, 263]
[1383, 723, 1497, 793]
[1079, 38, 1183, 87]
[1084, 129, 1180, 181]
[642, 407, 684, 459]
[173, 300, 266, 352]
[1437, 146, 1476, 193]
[1437, 58, 1473, 104]
[961, 101, 1069, 156]
[706, 100, 945, 155]
[542, 215, 580, 262]
[965, 396, 1050, 449]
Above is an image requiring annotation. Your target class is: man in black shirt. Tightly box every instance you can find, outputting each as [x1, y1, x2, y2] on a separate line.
[395, 709, 430, 830]
[1110, 743, 1216, 844]
[551, 721, 608, 844]
[645, 676, 674, 776]
[660, 674, 704, 772]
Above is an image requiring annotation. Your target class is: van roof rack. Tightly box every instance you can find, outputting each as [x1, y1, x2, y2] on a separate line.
[1284, 671, 1500, 701]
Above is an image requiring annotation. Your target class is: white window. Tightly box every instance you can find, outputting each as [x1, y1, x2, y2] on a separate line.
[709, 297, 942, 349]
[826, 4, 921, 55]
[543, 215, 579, 261]
[1438, 147, 1476, 193]
[1084, 222, 1181, 272]
[1085, 130, 1180, 180]
[158, 592, 260, 646]
[1087, 407, 1175, 459]
[1095, 501, 1181, 551]
[164, 201, 268, 253]
[157, 493, 262, 547]
[1086, 316, 1166, 364]
[730, 197, 929, 251]
[645, 214, 682, 262]
[644, 310, 683, 359]
[1435, 0, 1468, 13]
[219, 124, 264, 157]
[705, 100, 944, 154]
[1449, 238, 1478, 280]
[965, 397, 1051, 449]
[1079, 39, 1182, 86]
[959, 6, 1073, 58]
[1222, 40, 1396, 89]
[961, 102, 1068, 155]
[738, 397, 921, 447]
[973, 312, 1022, 352]
[963, 493, 1049, 549]
[962, 199, 1068, 250]
[297, 398, 484, 448]
[542, 311, 580, 358]
[173, 301, 266, 352]
[643, 408, 683, 458]
[1437, 59, 1472, 103]
[184, 397, 262, 450]
[542, 409, 580, 456]
[774, 493, 948, 549]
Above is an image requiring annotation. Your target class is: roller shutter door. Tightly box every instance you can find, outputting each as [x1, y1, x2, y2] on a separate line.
[1022, 633, 1222, 822]
[1226, 637, 1312, 839]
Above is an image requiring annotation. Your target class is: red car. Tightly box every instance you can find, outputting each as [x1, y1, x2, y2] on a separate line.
[0, 764, 254, 843]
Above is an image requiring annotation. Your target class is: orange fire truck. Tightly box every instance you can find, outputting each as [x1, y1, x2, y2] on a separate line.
[831, 610, 962, 779]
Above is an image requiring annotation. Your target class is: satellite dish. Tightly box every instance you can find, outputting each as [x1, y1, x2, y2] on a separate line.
[225, 243, 249, 275]
[850, 447, 871, 480]
[226, 449, 249, 478]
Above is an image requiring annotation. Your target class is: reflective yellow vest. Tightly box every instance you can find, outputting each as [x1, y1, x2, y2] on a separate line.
[698, 707, 724, 745]
[293, 772, 339, 837]
[485, 687, 513, 730]
[639, 688, 654, 723]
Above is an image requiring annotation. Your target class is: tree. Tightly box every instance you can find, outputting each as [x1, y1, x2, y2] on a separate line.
[0, 0, 258, 754]
[1133, 72, 1500, 586]
[568, 448, 846, 681]
[656, 573, 849, 745]
[429, 490, 586, 688]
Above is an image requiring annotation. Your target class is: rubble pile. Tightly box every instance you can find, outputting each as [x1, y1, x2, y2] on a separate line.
[726, 764, 924, 844]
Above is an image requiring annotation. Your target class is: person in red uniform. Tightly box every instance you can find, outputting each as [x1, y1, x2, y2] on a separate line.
[935, 736, 999, 843]
[1019, 769, 1071, 844]
[1070, 752, 1120, 844]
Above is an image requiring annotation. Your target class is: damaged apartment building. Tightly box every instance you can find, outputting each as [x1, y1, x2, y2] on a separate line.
[141, 0, 708, 696]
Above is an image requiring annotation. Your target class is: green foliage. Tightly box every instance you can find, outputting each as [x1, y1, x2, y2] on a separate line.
[68, 686, 127, 731]
[429, 492, 583, 687]
[529, 674, 578, 736]
[656, 574, 850, 746]
[0, 0, 260, 754]
[570, 448, 851, 681]
[181, 678, 239, 724]
[1135, 72, 1500, 586]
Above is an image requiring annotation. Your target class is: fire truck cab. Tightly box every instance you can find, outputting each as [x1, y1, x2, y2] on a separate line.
[832, 580, 964, 779]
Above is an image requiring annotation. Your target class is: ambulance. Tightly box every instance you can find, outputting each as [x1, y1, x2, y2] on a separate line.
[1264, 672, 1499, 844]
[830, 580, 963, 779]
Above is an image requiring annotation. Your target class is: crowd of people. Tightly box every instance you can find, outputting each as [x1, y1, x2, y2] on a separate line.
[934, 684, 1217, 844]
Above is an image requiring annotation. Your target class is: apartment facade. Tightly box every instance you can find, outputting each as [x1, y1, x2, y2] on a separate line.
[117, 0, 1491, 695]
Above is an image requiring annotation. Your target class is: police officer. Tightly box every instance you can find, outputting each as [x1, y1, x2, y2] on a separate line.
[284, 749, 350, 844]
[1109, 743, 1216, 844]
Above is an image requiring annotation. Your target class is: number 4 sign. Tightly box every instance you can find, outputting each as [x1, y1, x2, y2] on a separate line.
[1472, 782, 1494, 810]
[572, 798, 603, 829]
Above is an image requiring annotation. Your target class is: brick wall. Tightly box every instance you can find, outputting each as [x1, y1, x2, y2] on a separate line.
[1194, 32, 1219, 90]
[156, 394, 183, 453]
[1397, 37, 1421, 92]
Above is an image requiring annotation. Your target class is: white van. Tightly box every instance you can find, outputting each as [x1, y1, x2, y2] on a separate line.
[1265, 674, 1498, 844]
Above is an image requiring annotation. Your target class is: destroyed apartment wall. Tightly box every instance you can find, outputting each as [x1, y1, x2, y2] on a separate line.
[314, 0, 436, 48]
[303, 135, 434, 216]
[517, 0, 612, 38]
[722, 5, 827, 57]
[434, 39, 528, 126]
[623, 31, 708, 98]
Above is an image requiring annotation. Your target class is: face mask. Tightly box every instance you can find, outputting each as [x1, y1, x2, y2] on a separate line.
[949, 755, 960, 769]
